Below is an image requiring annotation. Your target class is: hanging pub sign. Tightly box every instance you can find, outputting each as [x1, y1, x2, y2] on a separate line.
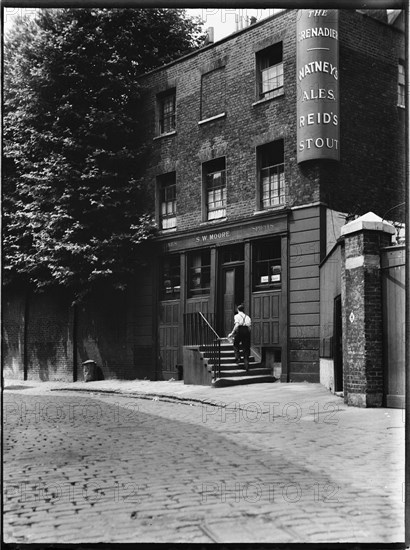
[296, 9, 340, 162]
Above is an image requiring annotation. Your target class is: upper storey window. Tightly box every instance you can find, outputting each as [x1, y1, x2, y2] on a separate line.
[203, 157, 226, 221]
[398, 60, 405, 108]
[201, 67, 226, 120]
[158, 89, 176, 135]
[158, 172, 176, 230]
[256, 43, 284, 100]
[258, 140, 285, 210]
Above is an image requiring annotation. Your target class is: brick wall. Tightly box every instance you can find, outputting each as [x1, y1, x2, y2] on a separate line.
[75, 272, 155, 380]
[3, 272, 155, 382]
[201, 66, 226, 120]
[26, 289, 74, 382]
[342, 229, 392, 406]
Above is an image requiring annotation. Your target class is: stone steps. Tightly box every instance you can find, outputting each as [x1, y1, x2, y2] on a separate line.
[199, 343, 277, 387]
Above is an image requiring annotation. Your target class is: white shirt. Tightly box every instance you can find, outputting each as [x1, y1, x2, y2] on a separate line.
[234, 312, 251, 327]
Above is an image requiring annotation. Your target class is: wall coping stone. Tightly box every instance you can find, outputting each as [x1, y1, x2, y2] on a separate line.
[341, 212, 395, 237]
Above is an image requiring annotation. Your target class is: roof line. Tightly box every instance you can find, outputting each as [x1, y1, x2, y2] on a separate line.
[139, 9, 289, 79]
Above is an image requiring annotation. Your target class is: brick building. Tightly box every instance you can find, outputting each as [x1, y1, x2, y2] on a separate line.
[137, 8, 405, 383]
[3, 8, 405, 388]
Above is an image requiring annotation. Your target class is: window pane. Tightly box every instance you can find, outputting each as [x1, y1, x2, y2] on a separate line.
[262, 64, 283, 95]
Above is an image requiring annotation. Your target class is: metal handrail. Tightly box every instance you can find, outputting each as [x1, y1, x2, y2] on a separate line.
[198, 312, 220, 339]
[212, 338, 222, 381]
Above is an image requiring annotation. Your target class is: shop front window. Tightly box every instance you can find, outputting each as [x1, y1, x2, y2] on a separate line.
[161, 255, 180, 299]
[188, 250, 211, 297]
[253, 238, 282, 291]
[222, 244, 244, 264]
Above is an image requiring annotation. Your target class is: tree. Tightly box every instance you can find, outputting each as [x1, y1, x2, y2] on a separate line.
[3, 8, 204, 300]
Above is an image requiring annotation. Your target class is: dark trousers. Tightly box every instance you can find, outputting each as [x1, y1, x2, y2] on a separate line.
[233, 326, 251, 368]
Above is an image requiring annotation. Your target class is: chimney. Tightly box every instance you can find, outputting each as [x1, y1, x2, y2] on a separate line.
[358, 9, 388, 23]
[203, 27, 214, 46]
[234, 14, 256, 33]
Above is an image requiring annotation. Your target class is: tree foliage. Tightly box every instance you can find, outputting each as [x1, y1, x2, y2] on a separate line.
[4, 8, 204, 300]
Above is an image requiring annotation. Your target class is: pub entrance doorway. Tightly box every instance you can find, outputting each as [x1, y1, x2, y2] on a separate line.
[219, 244, 245, 337]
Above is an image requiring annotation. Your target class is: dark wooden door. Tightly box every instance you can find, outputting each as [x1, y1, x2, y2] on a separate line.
[252, 293, 280, 347]
[222, 266, 244, 336]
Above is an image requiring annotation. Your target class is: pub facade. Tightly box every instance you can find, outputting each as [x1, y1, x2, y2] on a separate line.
[137, 8, 404, 383]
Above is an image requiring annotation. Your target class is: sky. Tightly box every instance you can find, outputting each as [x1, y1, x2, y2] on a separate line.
[3, 7, 283, 40]
[188, 8, 284, 42]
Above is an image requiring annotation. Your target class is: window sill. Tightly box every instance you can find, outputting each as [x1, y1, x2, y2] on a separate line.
[252, 93, 284, 107]
[198, 112, 226, 125]
[252, 288, 282, 294]
[159, 227, 177, 233]
[153, 131, 177, 141]
[253, 206, 287, 216]
[200, 218, 227, 225]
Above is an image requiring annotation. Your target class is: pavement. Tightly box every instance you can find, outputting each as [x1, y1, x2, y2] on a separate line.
[3, 376, 350, 407]
[3, 377, 405, 544]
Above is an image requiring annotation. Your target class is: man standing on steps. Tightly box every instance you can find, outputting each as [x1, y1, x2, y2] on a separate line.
[228, 304, 252, 372]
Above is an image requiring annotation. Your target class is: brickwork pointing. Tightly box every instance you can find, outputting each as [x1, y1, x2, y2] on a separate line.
[341, 212, 393, 407]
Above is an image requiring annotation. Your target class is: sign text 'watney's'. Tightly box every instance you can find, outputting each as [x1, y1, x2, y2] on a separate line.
[296, 10, 340, 163]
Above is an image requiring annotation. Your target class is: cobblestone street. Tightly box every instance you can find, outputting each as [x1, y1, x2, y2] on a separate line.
[3, 382, 404, 543]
